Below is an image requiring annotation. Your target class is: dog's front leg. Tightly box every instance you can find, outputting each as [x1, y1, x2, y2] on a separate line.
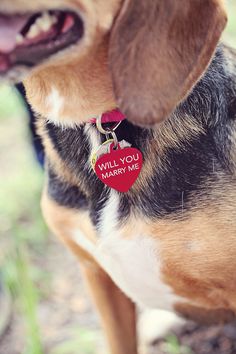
[41, 192, 138, 354]
[81, 262, 137, 354]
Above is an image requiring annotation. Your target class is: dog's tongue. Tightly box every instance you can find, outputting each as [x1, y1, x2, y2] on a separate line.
[0, 15, 29, 53]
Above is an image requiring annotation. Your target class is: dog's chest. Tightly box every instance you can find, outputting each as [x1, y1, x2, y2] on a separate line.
[45, 121, 236, 311]
[72, 190, 182, 310]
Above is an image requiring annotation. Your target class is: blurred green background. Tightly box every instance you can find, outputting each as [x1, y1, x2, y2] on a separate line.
[0, 3, 235, 354]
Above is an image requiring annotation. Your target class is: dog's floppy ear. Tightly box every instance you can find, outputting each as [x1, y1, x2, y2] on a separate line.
[109, 0, 227, 126]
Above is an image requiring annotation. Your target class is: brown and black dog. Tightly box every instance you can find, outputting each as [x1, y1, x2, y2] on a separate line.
[0, 0, 236, 353]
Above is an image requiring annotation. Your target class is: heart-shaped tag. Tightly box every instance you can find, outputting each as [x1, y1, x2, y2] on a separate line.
[94, 146, 143, 192]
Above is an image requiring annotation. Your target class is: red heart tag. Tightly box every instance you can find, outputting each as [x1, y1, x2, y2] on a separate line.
[95, 146, 143, 192]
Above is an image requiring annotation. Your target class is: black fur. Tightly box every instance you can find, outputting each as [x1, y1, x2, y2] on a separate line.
[48, 168, 88, 210]
[46, 45, 236, 226]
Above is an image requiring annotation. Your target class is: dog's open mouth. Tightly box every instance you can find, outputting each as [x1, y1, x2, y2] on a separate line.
[0, 10, 84, 73]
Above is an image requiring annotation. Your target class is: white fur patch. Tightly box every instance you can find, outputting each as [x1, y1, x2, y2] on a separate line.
[99, 12, 114, 30]
[98, 189, 120, 237]
[72, 191, 183, 311]
[73, 229, 96, 256]
[46, 87, 79, 127]
[72, 228, 182, 310]
[46, 87, 65, 124]
[95, 233, 181, 309]
[138, 309, 185, 348]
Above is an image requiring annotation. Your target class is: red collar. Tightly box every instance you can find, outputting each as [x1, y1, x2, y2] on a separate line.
[90, 108, 125, 124]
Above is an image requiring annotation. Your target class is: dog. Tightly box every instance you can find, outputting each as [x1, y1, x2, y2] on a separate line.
[0, 0, 236, 353]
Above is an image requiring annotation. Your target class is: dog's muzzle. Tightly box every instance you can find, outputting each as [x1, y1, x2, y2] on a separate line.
[0, 10, 84, 74]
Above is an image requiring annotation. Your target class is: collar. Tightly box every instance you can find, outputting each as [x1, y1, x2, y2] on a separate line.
[89, 108, 125, 124]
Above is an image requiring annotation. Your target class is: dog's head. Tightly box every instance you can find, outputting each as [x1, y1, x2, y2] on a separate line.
[0, 0, 227, 126]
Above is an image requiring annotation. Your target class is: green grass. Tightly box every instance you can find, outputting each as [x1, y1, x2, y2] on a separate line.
[5, 246, 44, 354]
[225, 1, 236, 46]
[163, 335, 193, 354]
[0, 85, 25, 119]
[51, 328, 101, 354]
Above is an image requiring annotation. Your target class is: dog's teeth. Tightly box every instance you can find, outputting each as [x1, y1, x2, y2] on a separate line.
[26, 23, 42, 39]
[35, 12, 57, 32]
[16, 34, 24, 45]
[25, 12, 57, 39]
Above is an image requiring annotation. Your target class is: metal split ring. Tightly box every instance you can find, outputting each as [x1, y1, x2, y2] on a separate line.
[96, 115, 120, 149]
[109, 131, 119, 149]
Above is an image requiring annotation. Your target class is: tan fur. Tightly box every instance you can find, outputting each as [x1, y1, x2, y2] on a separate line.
[41, 190, 96, 245]
[81, 265, 137, 354]
[175, 303, 235, 325]
[149, 197, 236, 311]
[0, 1, 231, 353]
[25, 37, 117, 124]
